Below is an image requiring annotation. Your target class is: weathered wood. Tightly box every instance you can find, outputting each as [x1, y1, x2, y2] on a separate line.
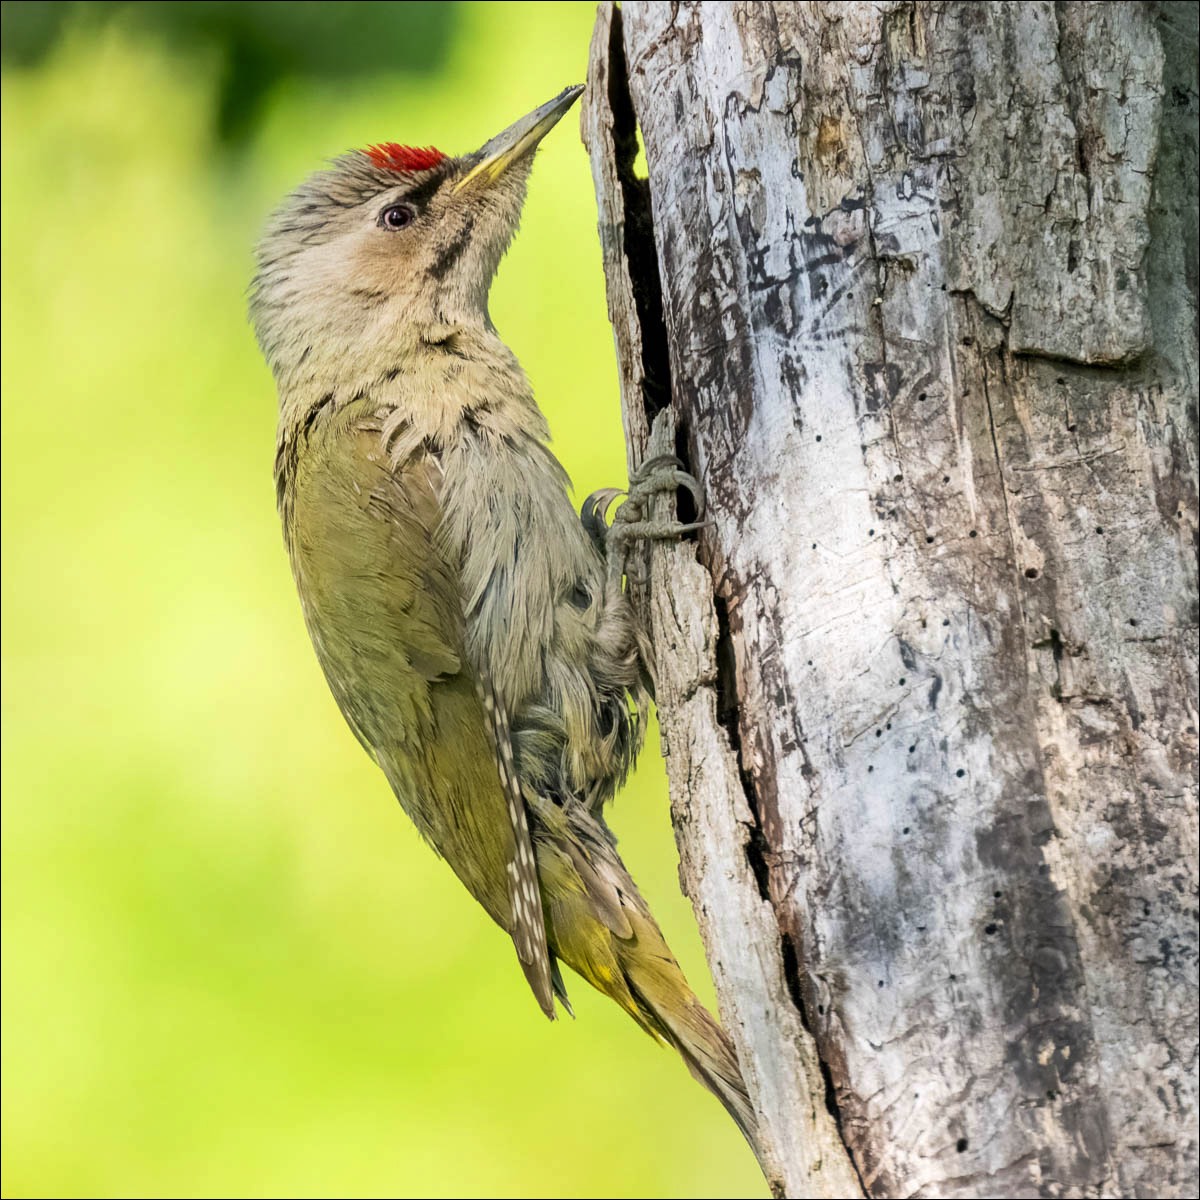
[584, 3, 1198, 1196]
[582, 9, 865, 1196]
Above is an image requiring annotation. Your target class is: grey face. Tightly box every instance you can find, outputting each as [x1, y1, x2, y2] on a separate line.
[250, 86, 583, 382]
[249, 150, 527, 373]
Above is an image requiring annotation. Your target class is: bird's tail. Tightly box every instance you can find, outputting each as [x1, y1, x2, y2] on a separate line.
[620, 920, 758, 1147]
[535, 804, 758, 1148]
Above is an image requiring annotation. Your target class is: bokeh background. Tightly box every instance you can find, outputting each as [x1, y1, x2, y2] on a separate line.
[0, 3, 766, 1197]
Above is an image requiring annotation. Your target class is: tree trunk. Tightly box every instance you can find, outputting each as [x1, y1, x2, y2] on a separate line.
[582, 3, 1198, 1197]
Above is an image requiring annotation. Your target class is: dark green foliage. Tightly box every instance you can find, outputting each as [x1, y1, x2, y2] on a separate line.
[0, 0, 459, 141]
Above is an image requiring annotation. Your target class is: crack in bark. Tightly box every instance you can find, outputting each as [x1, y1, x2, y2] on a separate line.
[779, 931, 870, 1196]
[605, 5, 673, 427]
[712, 592, 772, 904]
[606, 4, 780, 919]
[711, 572, 868, 1197]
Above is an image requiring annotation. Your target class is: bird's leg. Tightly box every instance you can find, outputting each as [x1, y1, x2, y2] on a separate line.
[582, 455, 709, 588]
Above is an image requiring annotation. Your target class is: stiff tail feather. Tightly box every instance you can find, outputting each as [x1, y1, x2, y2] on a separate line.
[535, 804, 758, 1147]
[623, 945, 758, 1149]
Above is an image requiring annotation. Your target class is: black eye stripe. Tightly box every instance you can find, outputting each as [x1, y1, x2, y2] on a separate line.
[399, 174, 444, 211]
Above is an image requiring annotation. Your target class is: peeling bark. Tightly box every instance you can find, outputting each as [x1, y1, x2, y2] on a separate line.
[583, 3, 1198, 1197]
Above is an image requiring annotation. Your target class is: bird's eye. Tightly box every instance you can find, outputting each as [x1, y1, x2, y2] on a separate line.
[380, 204, 414, 231]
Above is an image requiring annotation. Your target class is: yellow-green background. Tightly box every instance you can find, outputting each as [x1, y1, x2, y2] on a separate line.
[0, 3, 765, 1197]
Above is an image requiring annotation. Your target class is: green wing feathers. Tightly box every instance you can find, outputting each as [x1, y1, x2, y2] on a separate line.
[282, 415, 552, 1008]
[477, 669, 555, 1017]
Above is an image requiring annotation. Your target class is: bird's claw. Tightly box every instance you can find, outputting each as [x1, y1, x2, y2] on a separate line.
[583, 456, 709, 586]
[629, 453, 681, 485]
[581, 486, 627, 555]
[627, 454, 706, 520]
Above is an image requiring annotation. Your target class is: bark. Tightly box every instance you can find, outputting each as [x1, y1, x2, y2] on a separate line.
[582, 4, 1198, 1197]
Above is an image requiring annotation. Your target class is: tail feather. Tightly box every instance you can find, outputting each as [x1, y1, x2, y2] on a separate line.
[534, 803, 758, 1148]
[623, 945, 758, 1149]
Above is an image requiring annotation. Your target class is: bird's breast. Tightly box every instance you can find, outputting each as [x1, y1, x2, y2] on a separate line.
[437, 431, 604, 718]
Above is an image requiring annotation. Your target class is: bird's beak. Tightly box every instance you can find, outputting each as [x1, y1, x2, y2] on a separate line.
[454, 85, 584, 193]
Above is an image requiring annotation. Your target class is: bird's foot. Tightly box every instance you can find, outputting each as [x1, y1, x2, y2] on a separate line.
[582, 455, 708, 586]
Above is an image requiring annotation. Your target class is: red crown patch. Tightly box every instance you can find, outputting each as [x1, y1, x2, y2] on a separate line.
[365, 144, 446, 173]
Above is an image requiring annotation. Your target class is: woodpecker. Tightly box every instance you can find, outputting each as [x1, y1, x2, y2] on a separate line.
[250, 85, 754, 1142]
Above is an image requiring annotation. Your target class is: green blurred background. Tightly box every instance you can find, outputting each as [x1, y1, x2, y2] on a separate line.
[0, 2, 765, 1196]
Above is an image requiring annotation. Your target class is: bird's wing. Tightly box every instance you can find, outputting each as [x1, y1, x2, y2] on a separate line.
[282, 413, 554, 1016]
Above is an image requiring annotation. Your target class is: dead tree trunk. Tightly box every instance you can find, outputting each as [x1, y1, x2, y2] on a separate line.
[582, 3, 1198, 1196]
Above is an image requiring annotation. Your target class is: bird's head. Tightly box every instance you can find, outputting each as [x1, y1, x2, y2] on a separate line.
[251, 85, 583, 383]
